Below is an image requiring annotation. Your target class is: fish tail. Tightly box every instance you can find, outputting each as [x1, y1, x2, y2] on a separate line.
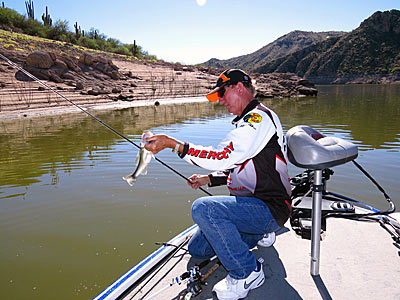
[122, 174, 136, 186]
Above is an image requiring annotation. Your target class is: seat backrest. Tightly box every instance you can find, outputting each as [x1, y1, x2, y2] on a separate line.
[286, 125, 358, 169]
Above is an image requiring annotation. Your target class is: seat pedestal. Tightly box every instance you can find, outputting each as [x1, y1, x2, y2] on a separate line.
[310, 169, 323, 276]
[286, 125, 358, 276]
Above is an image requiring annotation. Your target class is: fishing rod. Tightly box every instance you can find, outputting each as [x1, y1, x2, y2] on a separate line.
[130, 235, 192, 300]
[143, 255, 222, 300]
[0, 52, 212, 196]
[324, 159, 396, 220]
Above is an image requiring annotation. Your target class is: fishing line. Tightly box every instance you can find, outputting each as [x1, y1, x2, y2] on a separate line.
[309, 159, 395, 220]
[129, 235, 192, 300]
[328, 159, 396, 218]
[352, 160, 393, 207]
[0, 53, 212, 196]
[142, 254, 221, 300]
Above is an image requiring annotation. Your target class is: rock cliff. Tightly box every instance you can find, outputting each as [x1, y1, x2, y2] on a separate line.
[0, 30, 317, 115]
[255, 10, 400, 83]
[201, 31, 345, 71]
[202, 10, 400, 84]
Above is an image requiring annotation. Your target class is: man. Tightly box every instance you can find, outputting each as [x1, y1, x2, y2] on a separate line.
[145, 69, 292, 300]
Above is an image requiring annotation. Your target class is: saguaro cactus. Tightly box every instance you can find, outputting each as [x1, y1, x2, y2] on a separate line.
[133, 40, 137, 57]
[74, 22, 81, 38]
[25, 0, 34, 19]
[41, 6, 52, 26]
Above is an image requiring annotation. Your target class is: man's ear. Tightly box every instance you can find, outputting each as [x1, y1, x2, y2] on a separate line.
[236, 81, 244, 93]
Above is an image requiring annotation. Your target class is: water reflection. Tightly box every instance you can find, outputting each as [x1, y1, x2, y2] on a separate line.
[0, 102, 226, 195]
[1, 85, 400, 197]
[270, 84, 400, 150]
[1, 85, 399, 192]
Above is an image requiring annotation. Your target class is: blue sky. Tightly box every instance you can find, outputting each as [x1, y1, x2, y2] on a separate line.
[6, 0, 400, 64]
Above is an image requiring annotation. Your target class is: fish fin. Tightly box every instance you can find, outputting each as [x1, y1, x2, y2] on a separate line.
[141, 166, 148, 176]
[122, 175, 136, 186]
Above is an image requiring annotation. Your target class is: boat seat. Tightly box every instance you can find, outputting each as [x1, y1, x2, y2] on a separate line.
[286, 125, 358, 170]
[286, 125, 359, 276]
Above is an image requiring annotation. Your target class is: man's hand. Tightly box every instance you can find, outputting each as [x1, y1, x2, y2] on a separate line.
[144, 134, 176, 154]
[187, 174, 211, 189]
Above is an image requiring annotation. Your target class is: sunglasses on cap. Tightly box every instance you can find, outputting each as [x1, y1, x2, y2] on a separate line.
[218, 81, 239, 97]
[206, 82, 236, 102]
[218, 85, 228, 98]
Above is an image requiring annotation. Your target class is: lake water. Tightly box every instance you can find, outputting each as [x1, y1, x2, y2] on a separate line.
[1, 84, 399, 300]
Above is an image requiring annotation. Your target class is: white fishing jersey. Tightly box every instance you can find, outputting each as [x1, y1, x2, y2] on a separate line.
[179, 100, 292, 226]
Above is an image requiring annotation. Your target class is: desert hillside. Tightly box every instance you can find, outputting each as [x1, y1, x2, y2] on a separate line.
[202, 31, 346, 71]
[203, 10, 400, 84]
[0, 30, 317, 118]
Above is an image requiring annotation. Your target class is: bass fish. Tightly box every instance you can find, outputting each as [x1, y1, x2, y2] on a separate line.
[123, 131, 153, 186]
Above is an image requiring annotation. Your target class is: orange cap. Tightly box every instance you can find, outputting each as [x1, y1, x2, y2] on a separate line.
[206, 91, 220, 102]
[205, 69, 251, 102]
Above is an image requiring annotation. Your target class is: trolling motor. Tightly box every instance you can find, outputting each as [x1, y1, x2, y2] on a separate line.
[290, 169, 331, 240]
[289, 168, 360, 238]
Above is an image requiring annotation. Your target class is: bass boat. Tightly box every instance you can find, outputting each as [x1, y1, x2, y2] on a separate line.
[93, 125, 400, 300]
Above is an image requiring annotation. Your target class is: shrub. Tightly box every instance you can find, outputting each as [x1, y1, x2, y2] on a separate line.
[87, 28, 99, 39]
[46, 20, 69, 40]
[0, 7, 154, 61]
[23, 17, 46, 36]
[106, 38, 119, 48]
[126, 43, 143, 57]
[0, 7, 25, 28]
[376, 67, 388, 74]
[390, 66, 400, 73]
[77, 35, 99, 50]
[114, 46, 130, 56]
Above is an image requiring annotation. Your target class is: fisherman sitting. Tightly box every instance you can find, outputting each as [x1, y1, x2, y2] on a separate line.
[145, 69, 292, 300]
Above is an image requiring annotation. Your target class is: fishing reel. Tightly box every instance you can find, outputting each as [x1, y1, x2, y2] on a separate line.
[184, 266, 203, 297]
[176, 266, 203, 300]
[178, 258, 222, 300]
[186, 279, 202, 298]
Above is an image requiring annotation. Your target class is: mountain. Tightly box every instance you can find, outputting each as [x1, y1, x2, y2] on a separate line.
[201, 30, 346, 71]
[202, 10, 400, 84]
[255, 9, 400, 83]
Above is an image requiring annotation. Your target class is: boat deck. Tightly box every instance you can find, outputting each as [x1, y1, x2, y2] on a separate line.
[124, 215, 400, 300]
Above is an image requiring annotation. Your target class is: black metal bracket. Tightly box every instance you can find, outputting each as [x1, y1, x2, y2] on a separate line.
[312, 184, 324, 192]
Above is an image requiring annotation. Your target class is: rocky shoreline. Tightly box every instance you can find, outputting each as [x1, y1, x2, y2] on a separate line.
[306, 73, 400, 85]
[0, 45, 318, 120]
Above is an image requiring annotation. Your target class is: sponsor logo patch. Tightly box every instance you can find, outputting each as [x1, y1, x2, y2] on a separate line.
[187, 142, 234, 160]
[244, 113, 262, 123]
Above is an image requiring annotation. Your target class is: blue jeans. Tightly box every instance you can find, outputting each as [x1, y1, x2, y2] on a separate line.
[188, 195, 280, 279]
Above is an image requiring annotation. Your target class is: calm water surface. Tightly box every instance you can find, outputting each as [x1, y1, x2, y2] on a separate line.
[1, 85, 399, 300]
